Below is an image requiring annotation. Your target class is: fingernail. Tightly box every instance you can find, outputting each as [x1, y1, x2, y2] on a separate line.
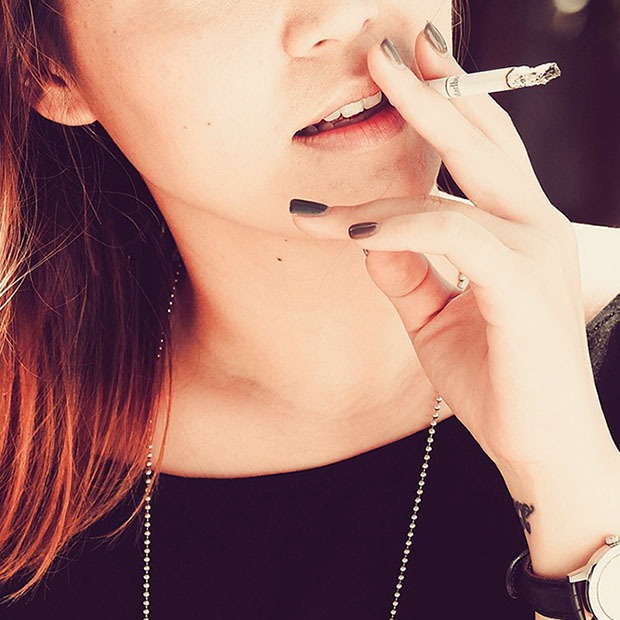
[424, 21, 449, 56]
[380, 38, 404, 67]
[289, 199, 329, 216]
[349, 222, 380, 240]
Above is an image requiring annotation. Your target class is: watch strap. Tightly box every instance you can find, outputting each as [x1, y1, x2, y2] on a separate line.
[506, 549, 586, 620]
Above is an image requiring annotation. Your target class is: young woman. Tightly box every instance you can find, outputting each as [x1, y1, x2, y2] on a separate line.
[1, 1, 619, 618]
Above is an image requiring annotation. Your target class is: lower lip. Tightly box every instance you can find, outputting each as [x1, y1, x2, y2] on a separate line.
[292, 102, 407, 151]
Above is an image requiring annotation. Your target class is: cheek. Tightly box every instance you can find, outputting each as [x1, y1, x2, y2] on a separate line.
[74, 25, 288, 220]
[86, 54, 441, 234]
[67, 0, 449, 233]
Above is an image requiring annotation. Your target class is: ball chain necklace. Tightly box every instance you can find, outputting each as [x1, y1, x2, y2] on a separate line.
[141, 261, 468, 619]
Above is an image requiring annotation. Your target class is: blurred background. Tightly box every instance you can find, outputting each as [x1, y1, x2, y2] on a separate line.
[444, 0, 620, 227]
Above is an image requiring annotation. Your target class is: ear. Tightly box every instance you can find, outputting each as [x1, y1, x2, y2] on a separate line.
[29, 61, 97, 127]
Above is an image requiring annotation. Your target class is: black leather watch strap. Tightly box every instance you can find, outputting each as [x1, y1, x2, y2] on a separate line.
[506, 550, 586, 620]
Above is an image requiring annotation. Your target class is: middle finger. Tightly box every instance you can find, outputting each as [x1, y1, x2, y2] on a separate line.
[369, 39, 550, 226]
[413, 24, 537, 179]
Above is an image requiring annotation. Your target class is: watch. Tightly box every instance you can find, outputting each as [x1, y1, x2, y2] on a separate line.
[506, 535, 620, 620]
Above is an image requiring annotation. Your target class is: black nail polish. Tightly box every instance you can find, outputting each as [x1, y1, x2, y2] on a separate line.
[380, 38, 404, 67]
[289, 199, 329, 216]
[349, 222, 380, 240]
[424, 21, 448, 56]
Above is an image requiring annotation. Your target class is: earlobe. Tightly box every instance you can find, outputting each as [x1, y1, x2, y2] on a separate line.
[29, 65, 97, 127]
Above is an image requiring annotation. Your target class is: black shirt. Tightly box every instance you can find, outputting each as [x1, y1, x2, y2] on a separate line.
[2, 293, 619, 620]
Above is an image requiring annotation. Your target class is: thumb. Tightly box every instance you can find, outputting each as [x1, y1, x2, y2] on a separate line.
[364, 250, 461, 336]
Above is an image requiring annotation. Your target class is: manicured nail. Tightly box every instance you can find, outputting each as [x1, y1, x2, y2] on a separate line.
[380, 38, 404, 67]
[289, 199, 329, 216]
[349, 222, 380, 240]
[424, 21, 449, 56]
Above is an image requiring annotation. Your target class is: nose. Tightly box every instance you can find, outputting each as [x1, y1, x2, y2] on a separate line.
[282, 0, 380, 58]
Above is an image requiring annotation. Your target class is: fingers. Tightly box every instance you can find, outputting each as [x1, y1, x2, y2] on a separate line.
[364, 250, 462, 335]
[348, 211, 515, 293]
[291, 194, 581, 327]
[367, 39, 550, 226]
[291, 201, 518, 327]
[291, 194, 527, 253]
[414, 27, 538, 181]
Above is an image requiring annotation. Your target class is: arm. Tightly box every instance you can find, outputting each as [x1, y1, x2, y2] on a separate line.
[572, 222, 620, 324]
[293, 33, 620, 620]
[506, 447, 620, 620]
[516, 284, 620, 620]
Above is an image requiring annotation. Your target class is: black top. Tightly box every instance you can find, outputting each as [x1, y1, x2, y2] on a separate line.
[2, 294, 619, 620]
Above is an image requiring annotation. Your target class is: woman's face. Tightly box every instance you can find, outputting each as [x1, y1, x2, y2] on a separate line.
[59, 0, 452, 237]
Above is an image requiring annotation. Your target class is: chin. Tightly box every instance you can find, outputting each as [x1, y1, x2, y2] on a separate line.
[325, 151, 441, 206]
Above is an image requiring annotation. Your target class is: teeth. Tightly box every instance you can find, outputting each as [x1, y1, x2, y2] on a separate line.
[323, 109, 343, 123]
[321, 91, 383, 123]
[340, 100, 365, 119]
[364, 91, 383, 109]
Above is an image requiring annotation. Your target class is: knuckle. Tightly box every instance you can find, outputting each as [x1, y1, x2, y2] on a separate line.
[526, 228, 555, 255]
[425, 194, 446, 213]
[435, 210, 470, 238]
[527, 229, 564, 264]
[535, 208, 579, 257]
[402, 215, 419, 240]
[516, 231, 566, 286]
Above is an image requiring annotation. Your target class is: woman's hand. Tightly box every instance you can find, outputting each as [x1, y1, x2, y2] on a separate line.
[290, 29, 616, 474]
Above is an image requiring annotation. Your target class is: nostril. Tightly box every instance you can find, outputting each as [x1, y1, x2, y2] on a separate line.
[283, 2, 379, 58]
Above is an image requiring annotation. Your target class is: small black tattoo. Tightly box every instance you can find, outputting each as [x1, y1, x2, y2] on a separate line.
[513, 500, 535, 535]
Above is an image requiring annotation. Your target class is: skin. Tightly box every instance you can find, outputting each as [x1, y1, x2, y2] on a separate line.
[51, 0, 443, 231]
[37, 0, 620, 609]
[44, 0, 456, 477]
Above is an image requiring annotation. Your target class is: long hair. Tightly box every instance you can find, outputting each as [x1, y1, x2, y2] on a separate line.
[0, 0, 177, 604]
[0, 0, 468, 605]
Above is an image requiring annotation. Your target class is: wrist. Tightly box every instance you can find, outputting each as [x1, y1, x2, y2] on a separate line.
[507, 534, 620, 620]
[486, 402, 613, 475]
[498, 446, 620, 578]
[494, 428, 619, 492]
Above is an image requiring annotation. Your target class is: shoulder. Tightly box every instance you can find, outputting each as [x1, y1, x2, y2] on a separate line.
[587, 291, 620, 377]
[572, 222, 620, 420]
[587, 292, 620, 438]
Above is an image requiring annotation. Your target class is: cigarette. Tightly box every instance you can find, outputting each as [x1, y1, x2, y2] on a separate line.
[425, 62, 561, 98]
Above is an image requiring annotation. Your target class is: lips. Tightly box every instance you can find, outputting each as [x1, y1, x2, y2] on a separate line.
[295, 95, 390, 137]
[294, 81, 385, 137]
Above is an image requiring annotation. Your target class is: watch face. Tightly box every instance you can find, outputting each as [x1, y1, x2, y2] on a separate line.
[588, 545, 620, 620]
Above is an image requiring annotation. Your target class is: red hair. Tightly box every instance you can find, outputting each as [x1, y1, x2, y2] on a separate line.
[0, 0, 468, 604]
[0, 0, 176, 604]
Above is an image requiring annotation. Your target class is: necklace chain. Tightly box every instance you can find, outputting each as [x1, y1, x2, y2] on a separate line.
[387, 397, 442, 619]
[141, 265, 466, 619]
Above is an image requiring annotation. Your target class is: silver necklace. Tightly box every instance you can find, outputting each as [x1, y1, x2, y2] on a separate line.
[141, 264, 467, 619]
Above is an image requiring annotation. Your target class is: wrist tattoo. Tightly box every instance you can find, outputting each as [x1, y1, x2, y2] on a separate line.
[513, 500, 535, 535]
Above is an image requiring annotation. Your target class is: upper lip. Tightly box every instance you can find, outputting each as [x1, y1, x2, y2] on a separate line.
[295, 80, 383, 135]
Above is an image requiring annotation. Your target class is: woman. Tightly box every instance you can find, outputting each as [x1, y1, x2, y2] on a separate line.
[1, 0, 619, 618]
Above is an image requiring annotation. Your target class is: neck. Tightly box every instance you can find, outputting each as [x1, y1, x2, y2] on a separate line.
[149, 202, 459, 477]
[168, 207, 457, 417]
